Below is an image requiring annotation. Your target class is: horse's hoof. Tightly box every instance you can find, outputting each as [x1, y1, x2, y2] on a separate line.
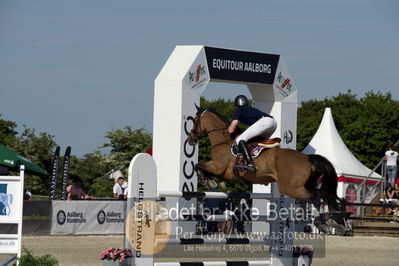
[207, 180, 218, 189]
[218, 181, 226, 189]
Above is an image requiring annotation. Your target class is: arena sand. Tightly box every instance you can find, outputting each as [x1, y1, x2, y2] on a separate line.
[0, 235, 398, 266]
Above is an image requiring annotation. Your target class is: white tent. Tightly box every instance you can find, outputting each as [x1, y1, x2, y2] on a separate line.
[302, 108, 381, 198]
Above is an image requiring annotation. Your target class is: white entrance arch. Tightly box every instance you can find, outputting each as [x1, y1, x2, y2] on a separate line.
[150, 46, 298, 265]
[153, 45, 297, 195]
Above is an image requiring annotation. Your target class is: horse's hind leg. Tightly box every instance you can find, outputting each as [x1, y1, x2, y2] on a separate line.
[287, 186, 322, 207]
[279, 184, 313, 201]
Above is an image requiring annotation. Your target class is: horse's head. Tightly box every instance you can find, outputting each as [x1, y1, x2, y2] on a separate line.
[187, 105, 230, 146]
[187, 105, 207, 145]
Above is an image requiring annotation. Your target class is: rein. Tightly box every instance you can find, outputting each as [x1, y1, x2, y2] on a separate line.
[206, 128, 232, 148]
[193, 127, 231, 147]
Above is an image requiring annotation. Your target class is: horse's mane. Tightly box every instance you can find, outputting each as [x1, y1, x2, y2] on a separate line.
[207, 108, 230, 126]
[206, 108, 243, 138]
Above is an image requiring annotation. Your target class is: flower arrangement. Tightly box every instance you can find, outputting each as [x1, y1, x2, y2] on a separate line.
[99, 247, 132, 262]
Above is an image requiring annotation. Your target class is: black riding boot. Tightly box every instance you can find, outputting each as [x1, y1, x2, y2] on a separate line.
[232, 143, 240, 155]
[238, 140, 256, 172]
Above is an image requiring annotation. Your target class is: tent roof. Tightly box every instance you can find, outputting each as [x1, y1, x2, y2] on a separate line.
[0, 143, 48, 175]
[302, 108, 380, 179]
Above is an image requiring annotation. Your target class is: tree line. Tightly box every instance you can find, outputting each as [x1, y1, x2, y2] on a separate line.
[1, 90, 398, 197]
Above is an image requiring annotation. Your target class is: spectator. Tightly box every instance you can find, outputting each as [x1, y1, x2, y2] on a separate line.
[24, 189, 32, 200]
[384, 145, 398, 188]
[0, 165, 8, 175]
[113, 176, 126, 199]
[387, 184, 399, 205]
[383, 184, 399, 215]
[379, 188, 388, 204]
[66, 177, 94, 200]
[124, 185, 129, 199]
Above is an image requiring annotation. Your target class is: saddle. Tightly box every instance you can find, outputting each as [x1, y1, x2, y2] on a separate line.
[231, 137, 281, 158]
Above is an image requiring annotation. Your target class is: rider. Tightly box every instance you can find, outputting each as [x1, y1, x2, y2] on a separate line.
[227, 95, 277, 172]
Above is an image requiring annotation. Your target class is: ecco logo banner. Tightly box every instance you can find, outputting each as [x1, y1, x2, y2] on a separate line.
[204, 46, 279, 84]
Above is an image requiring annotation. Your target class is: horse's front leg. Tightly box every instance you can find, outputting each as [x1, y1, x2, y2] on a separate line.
[195, 162, 211, 185]
[195, 161, 223, 187]
[195, 161, 220, 175]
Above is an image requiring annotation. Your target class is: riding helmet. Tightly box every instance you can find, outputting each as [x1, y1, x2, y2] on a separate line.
[234, 95, 249, 107]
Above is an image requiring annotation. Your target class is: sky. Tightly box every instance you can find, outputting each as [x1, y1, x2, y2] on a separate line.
[1, 0, 398, 157]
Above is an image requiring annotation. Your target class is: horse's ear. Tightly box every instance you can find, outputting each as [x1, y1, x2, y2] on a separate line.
[195, 103, 204, 115]
[195, 103, 201, 112]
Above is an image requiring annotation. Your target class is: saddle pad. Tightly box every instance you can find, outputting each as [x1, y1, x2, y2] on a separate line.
[249, 145, 275, 158]
[230, 139, 280, 158]
[257, 137, 281, 146]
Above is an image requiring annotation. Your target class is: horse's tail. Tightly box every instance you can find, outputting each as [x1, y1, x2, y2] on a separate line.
[306, 154, 343, 211]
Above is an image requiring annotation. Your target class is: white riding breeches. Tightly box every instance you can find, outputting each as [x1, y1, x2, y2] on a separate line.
[235, 117, 277, 144]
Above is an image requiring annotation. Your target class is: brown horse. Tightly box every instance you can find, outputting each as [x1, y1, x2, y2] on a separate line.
[187, 107, 342, 210]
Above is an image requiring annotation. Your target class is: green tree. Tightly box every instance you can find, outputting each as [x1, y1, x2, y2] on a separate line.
[297, 91, 399, 169]
[88, 177, 114, 198]
[338, 91, 399, 167]
[11, 126, 57, 170]
[101, 126, 152, 173]
[68, 151, 117, 198]
[11, 126, 58, 195]
[71, 152, 108, 187]
[0, 114, 17, 145]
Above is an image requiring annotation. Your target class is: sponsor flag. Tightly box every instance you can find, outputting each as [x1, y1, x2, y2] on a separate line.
[49, 146, 60, 200]
[61, 146, 71, 200]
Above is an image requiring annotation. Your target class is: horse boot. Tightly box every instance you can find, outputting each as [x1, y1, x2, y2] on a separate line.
[238, 140, 256, 172]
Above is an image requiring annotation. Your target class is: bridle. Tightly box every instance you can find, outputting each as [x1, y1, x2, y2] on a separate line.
[189, 110, 231, 147]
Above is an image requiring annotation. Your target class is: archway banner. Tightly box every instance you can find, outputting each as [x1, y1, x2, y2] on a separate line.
[204, 46, 280, 84]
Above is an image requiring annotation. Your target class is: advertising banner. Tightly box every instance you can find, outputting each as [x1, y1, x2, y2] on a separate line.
[204, 46, 279, 84]
[61, 146, 71, 200]
[50, 146, 60, 200]
[0, 178, 23, 223]
[0, 170, 24, 257]
[0, 201, 52, 235]
[273, 57, 297, 102]
[23, 201, 52, 234]
[51, 200, 126, 235]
